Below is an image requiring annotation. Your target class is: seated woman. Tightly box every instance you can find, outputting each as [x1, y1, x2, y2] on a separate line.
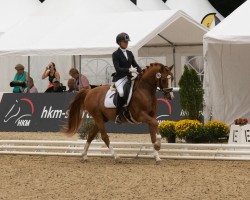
[69, 68, 90, 91]
[22, 77, 38, 93]
[12, 64, 28, 93]
[42, 62, 60, 88]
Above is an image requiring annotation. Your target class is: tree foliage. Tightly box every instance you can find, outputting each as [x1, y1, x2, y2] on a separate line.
[178, 66, 204, 122]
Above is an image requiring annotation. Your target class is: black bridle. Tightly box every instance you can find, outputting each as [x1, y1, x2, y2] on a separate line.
[156, 72, 173, 96]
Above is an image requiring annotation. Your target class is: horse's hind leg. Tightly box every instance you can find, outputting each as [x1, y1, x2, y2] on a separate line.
[82, 124, 99, 161]
[95, 118, 119, 160]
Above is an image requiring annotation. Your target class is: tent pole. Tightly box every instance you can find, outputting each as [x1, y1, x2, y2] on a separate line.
[27, 56, 30, 92]
[79, 55, 81, 74]
[79, 55, 82, 88]
[158, 34, 176, 86]
[73, 55, 76, 68]
[173, 46, 176, 87]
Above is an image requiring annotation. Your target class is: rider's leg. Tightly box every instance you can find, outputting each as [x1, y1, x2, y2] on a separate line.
[115, 95, 125, 124]
[114, 77, 127, 124]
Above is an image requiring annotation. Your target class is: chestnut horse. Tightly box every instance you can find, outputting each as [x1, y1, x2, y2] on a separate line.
[64, 63, 174, 163]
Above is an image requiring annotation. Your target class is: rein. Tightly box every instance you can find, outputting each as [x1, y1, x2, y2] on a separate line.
[131, 65, 173, 96]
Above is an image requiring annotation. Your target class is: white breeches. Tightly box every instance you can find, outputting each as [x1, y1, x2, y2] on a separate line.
[115, 76, 128, 97]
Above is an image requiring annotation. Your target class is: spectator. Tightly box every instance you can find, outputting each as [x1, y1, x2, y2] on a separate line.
[42, 62, 60, 88]
[69, 68, 90, 91]
[11, 64, 28, 93]
[67, 78, 76, 92]
[23, 77, 38, 93]
[44, 78, 64, 93]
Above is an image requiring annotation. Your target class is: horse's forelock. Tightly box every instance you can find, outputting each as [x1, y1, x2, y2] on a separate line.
[142, 63, 164, 73]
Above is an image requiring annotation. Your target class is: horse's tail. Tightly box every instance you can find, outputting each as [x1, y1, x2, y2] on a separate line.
[63, 89, 90, 134]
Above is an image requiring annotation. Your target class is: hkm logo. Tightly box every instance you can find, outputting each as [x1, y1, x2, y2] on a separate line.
[4, 98, 34, 126]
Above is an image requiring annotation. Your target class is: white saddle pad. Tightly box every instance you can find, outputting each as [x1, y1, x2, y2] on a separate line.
[104, 81, 135, 108]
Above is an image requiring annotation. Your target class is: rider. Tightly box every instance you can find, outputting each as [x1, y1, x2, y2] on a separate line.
[112, 32, 142, 124]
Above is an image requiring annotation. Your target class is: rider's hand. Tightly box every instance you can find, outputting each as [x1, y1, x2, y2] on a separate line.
[131, 72, 138, 80]
[129, 67, 137, 73]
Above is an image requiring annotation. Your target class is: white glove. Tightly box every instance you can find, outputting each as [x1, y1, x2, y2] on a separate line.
[129, 67, 137, 73]
[131, 72, 138, 80]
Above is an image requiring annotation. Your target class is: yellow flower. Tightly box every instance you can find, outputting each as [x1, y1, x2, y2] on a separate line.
[175, 120, 202, 139]
[158, 120, 176, 139]
[204, 120, 229, 138]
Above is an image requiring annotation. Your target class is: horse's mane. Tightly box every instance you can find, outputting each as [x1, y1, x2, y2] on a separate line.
[137, 62, 164, 80]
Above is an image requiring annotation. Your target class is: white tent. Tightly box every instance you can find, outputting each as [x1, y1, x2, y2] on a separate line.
[34, 0, 140, 16]
[0, 0, 41, 34]
[0, 0, 140, 93]
[203, 0, 250, 125]
[0, 10, 207, 90]
[0, 0, 41, 93]
[0, 10, 206, 56]
[137, 0, 170, 10]
[166, 0, 224, 27]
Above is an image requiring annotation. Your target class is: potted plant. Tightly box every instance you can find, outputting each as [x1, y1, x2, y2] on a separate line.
[175, 119, 205, 143]
[234, 118, 248, 126]
[178, 66, 204, 122]
[77, 118, 99, 140]
[159, 120, 176, 143]
[204, 120, 229, 142]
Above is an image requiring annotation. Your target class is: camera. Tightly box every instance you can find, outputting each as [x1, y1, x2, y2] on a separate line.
[10, 81, 26, 87]
[60, 86, 66, 91]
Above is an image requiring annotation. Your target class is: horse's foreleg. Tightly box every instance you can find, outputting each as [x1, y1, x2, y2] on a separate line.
[82, 124, 99, 161]
[141, 112, 161, 162]
[149, 125, 161, 163]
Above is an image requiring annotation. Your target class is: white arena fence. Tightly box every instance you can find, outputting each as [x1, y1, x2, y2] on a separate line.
[1, 140, 250, 161]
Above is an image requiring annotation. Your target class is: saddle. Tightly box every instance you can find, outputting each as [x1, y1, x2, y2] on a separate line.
[104, 80, 134, 108]
[104, 80, 140, 124]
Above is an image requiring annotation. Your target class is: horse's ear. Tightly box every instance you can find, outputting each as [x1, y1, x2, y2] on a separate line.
[168, 64, 174, 71]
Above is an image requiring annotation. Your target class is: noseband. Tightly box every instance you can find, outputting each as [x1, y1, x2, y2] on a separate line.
[156, 72, 173, 95]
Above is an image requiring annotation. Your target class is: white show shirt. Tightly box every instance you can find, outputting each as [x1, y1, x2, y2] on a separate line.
[120, 48, 128, 59]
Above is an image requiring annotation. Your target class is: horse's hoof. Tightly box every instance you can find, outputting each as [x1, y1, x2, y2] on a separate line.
[81, 157, 88, 163]
[155, 159, 162, 165]
[114, 156, 120, 160]
[114, 158, 122, 164]
[113, 155, 121, 162]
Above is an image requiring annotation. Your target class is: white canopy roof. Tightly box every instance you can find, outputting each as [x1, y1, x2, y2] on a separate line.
[166, 0, 224, 24]
[204, 0, 250, 44]
[34, 0, 140, 16]
[0, 0, 41, 33]
[0, 10, 207, 57]
[137, 0, 170, 11]
[203, 0, 250, 124]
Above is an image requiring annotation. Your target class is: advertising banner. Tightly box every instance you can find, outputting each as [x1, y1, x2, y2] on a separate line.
[0, 93, 73, 132]
[0, 91, 183, 133]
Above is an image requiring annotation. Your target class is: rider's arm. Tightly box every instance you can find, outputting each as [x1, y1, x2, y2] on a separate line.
[130, 52, 142, 73]
[112, 52, 130, 73]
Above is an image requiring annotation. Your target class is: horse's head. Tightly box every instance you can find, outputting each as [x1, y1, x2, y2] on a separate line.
[153, 63, 174, 100]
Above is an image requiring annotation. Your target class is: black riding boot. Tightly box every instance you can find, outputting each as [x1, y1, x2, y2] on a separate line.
[115, 95, 125, 124]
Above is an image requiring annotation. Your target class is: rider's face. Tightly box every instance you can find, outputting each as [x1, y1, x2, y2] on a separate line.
[120, 40, 128, 49]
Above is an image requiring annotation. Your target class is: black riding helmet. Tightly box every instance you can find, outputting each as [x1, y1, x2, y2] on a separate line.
[116, 32, 130, 44]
